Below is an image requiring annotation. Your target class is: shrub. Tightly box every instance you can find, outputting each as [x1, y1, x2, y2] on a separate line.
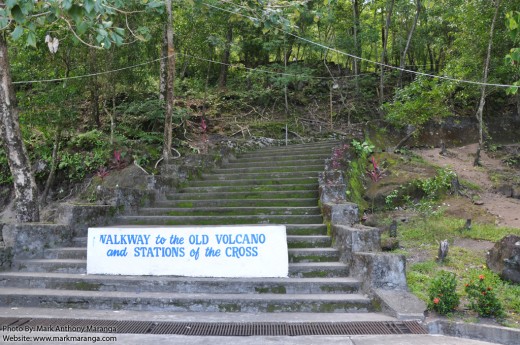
[428, 270, 460, 315]
[465, 274, 504, 318]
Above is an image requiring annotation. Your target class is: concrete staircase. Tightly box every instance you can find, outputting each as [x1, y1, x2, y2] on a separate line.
[0, 141, 376, 314]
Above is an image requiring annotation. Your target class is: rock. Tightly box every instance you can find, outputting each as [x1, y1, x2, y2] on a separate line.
[512, 186, 520, 200]
[497, 184, 513, 197]
[487, 235, 520, 283]
[381, 237, 399, 251]
[437, 239, 449, 263]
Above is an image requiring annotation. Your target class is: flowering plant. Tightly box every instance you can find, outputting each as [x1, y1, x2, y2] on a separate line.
[464, 274, 504, 318]
[428, 270, 460, 315]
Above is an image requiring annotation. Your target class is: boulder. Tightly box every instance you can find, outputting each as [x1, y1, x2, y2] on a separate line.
[486, 235, 520, 283]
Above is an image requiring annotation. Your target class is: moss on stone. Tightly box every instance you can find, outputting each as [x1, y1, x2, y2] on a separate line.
[61, 281, 102, 291]
[219, 303, 241, 312]
[255, 285, 286, 294]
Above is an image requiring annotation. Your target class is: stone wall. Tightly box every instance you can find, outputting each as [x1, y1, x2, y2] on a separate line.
[318, 143, 425, 319]
[0, 144, 238, 271]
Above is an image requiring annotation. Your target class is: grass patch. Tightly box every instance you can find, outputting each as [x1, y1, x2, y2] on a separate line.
[398, 213, 519, 245]
[400, 213, 520, 326]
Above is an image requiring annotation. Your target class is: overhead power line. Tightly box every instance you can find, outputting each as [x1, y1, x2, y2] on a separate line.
[13, 50, 368, 85]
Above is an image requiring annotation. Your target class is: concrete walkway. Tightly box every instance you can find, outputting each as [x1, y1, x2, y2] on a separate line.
[0, 331, 500, 344]
[0, 308, 501, 345]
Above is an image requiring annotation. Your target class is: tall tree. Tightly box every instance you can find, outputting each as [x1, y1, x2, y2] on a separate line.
[474, 0, 501, 166]
[218, 24, 233, 89]
[398, 0, 421, 86]
[380, 0, 395, 104]
[0, 0, 162, 222]
[0, 33, 39, 222]
[163, 0, 176, 162]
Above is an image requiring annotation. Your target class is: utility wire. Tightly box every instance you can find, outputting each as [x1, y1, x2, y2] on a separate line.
[204, 1, 519, 90]
[13, 50, 367, 85]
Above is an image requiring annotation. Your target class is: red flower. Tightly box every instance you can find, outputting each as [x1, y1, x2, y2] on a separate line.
[487, 287, 492, 291]
[481, 291, 487, 295]
[433, 298, 440, 304]
[479, 274, 485, 280]
[465, 283, 469, 287]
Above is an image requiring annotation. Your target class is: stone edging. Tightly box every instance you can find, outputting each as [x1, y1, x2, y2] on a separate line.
[427, 319, 520, 345]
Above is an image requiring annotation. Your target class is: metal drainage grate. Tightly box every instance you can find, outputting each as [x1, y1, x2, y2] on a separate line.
[1, 318, 427, 336]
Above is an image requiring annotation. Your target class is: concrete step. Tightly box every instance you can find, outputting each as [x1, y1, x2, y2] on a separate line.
[44, 247, 338, 264]
[179, 184, 318, 193]
[201, 171, 321, 181]
[165, 190, 319, 200]
[288, 248, 340, 263]
[289, 263, 349, 278]
[14, 259, 87, 274]
[44, 248, 87, 260]
[77, 225, 327, 239]
[0, 288, 372, 313]
[287, 235, 332, 248]
[12, 259, 345, 277]
[0, 273, 361, 294]
[224, 159, 326, 169]
[231, 153, 331, 164]
[138, 206, 321, 217]
[213, 165, 324, 174]
[116, 214, 324, 226]
[189, 177, 318, 187]
[239, 146, 335, 157]
[154, 199, 319, 208]
[246, 141, 338, 150]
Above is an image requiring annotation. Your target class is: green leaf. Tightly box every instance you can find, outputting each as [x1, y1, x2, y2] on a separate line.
[110, 31, 123, 46]
[76, 21, 89, 35]
[0, 9, 9, 28]
[62, 0, 73, 11]
[5, 0, 17, 9]
[103, 37, 111, 49]
[68, 5, 84, 23]
[147, 1, 164, 9]
[10, 5, 25, 24]
[11, 25, 23, 40]
[114, 27, 125, 36]
[84, 0, 95, 13]
[26, 30, 36, 48]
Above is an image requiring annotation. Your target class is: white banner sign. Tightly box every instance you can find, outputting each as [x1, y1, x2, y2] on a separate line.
[87, 225, 288, 277]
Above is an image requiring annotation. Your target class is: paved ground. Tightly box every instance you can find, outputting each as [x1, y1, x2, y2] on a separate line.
[0, 308, 502, 345]
[0, 332, 501, 344]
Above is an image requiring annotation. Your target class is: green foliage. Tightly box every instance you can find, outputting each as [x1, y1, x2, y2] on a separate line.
[351, 139, 374, 157]
[0, 148, 13, 185]
[58, 130, 111, 182]
[384, 77, 455, 129]
[428, 270, 460, 315]
[70, 130, 106, 150]
[385, 168, 457, 209]
[0, 0, 162, 48]
[505, 11, 520, 95]
[465, 273, 505, 318]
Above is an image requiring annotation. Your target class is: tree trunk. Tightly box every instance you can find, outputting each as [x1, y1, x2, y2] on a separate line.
[475, 0, 501, 165]
[379, 0, 395, 105]
[218, 25, 233, 89]
[398, 0, 421, 86]
[89, 47, 101, 128]
[0, 34, 39, 222]
[159, 29, 167, 102]
[352, 0, 361, 92]
[41, 129, 61, 205]
[163, 0, 176, 162]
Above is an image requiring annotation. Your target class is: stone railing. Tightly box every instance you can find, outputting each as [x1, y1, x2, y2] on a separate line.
[318, 142, 425, 320]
